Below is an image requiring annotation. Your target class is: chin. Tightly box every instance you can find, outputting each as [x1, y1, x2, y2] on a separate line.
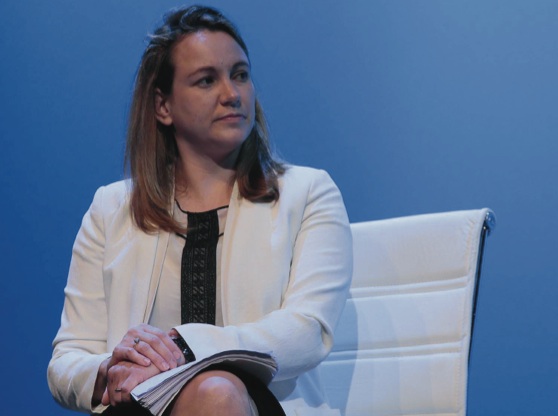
[214, 131, 250, 147]
[208, 137, 247, 159]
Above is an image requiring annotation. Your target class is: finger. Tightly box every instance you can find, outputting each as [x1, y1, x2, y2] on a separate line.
[143, 326, 184, 363]
[105, 367, 130, 407]
[110, 385, 123, 407]
[132, 338, 174, 371]
[114, 384, 133, 405]
[101, 389, 109, 407]
[131, 324, 182, 363]
[131, 331, 178, 369]
[112, 344, 151, 367]
[116, 372, 148, 405]
[105, 364, 124, 407]
[108, 363, 155, 406]
[123, 325, 179, 370]
[105, 380, 121, 407]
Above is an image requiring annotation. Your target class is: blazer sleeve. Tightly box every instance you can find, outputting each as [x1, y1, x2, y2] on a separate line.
[174, 169, 353, 381]
[47, 186, 112, 413]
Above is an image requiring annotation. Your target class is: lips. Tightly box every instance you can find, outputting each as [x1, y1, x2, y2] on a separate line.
[215, 113, 246, 121]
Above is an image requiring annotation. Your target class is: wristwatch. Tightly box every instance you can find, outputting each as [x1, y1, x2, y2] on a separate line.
[171, 335, 196, 364]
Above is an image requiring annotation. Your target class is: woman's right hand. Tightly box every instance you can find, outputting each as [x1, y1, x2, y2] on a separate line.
[108, 323, 184, 372]
[102, 360, 162, 406]
[92, 324, 185, 407]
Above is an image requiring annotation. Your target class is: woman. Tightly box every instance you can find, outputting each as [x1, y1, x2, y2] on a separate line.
[48, 5, 352, 416]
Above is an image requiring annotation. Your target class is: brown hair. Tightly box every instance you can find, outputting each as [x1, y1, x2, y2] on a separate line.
[125, 5, 284, 233]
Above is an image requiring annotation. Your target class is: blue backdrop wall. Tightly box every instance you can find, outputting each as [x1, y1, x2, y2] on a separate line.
[1, 1, 556, 415]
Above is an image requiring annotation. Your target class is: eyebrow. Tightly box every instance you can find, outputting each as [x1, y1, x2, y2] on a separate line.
[187, 60, 251, 79]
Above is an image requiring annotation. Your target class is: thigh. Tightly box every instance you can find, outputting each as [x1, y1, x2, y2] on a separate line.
[102, 367, 285, 416]
[228, 367, 285, 416]
[101, 401, 153, 416]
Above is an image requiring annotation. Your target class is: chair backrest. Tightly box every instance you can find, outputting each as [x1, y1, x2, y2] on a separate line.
[319, 209, 494, 416]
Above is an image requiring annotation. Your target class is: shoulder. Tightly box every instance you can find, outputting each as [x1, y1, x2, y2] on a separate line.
[270, 165, 348, 225]
[90, 180, 130, 210]
[279, 165, 336, 191]
[279, 165, 342, 201]
[86, 179, 132, 229]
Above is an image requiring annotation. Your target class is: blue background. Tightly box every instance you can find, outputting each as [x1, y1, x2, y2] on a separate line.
[1, 1, 557, 414]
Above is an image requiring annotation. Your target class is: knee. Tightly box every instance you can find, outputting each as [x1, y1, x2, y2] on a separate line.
[194, 370, 248, 403]
[171, 370, 254, 415]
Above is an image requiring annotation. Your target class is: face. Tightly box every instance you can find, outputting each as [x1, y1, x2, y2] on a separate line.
[155, 30, 256, 162]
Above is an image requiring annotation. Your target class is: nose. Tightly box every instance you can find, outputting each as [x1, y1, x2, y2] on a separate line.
[220, 79, 241, 107]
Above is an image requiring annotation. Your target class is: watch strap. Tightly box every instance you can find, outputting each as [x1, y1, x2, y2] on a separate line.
[171, 335, 196, 364]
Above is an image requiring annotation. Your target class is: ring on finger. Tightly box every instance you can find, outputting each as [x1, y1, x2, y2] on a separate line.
[133, 337, 140, 348]
[115, 387, 123, 393]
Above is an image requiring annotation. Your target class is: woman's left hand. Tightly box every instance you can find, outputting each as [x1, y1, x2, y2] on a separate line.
[109, 324, 184, 373]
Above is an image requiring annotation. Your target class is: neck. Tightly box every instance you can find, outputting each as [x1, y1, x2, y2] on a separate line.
[174, 151, 237, 212]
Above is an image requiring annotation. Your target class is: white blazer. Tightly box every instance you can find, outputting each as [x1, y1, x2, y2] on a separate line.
[48, 166, 353, 415]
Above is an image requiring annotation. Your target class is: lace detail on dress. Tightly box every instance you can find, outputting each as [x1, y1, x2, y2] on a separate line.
[180, 210, 220, 325]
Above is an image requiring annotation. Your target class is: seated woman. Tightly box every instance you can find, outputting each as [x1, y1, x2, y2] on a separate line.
[47, 5, 352, 416]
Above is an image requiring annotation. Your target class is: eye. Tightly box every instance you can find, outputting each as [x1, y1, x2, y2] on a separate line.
[233, 70, 250, 82]
[196, 76, 215, 87]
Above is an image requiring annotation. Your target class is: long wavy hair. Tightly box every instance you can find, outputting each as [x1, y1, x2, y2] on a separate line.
[125, 5, 284, 233]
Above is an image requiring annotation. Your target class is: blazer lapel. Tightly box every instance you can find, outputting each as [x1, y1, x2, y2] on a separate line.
[141, 229, 172, 323]
[141, 183, 175, 323]
[220, 184, 283, 325]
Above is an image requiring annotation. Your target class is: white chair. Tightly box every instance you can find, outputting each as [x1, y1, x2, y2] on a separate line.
[319, 209, 495, 416]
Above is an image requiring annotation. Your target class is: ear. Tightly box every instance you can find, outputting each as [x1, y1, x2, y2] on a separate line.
[154, 88, 173, 126]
